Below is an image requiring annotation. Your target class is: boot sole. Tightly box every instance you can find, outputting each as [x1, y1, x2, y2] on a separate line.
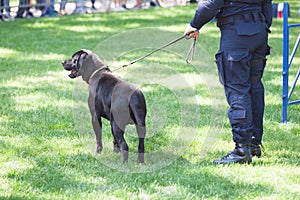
[213, 158, 252, 164]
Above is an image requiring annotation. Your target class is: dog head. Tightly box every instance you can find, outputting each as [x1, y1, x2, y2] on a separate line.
[62, 49, 90, 79]
[62, 49, 108, 84]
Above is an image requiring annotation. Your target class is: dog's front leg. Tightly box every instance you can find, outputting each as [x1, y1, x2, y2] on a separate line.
[92, 115, 103, 153]
[111, 119, 128, 163]
[88, 90, 102, 154]
[113, 136, 121, 152]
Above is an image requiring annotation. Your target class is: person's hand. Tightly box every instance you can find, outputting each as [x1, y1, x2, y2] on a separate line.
[184, 24, 199, 40]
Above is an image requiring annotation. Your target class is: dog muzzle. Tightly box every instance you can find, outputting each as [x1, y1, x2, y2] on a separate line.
[69, 69, 78, 78]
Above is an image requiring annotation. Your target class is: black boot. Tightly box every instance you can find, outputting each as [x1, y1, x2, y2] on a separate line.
[213, 144, 252, 164]
[250, 143, 263, 158]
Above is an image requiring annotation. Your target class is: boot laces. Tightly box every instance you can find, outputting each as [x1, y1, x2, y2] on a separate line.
[221, 149, 237, 160]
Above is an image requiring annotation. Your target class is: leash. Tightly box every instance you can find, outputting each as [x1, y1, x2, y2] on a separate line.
[112, 34, 197, 71]
[186, 37, 197, 64]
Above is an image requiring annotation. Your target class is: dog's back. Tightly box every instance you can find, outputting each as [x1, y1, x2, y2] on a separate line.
[91, 71, 146, 128]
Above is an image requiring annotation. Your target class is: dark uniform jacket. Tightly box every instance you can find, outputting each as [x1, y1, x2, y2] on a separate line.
[190, 0, 272, 30]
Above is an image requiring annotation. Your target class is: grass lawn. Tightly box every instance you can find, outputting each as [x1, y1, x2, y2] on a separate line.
[1, 1, 300, 199]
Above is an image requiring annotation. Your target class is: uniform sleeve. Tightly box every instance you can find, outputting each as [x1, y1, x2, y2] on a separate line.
[262, 0, 272, 28]
[190, 0, 224, 30]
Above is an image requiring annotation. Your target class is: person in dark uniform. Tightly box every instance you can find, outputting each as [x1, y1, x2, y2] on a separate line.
[185, 0, 272, 164]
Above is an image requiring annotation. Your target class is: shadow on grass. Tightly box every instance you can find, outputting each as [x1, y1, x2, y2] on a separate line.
[3, 152, 282, 199]
[0, 196, 33, 200]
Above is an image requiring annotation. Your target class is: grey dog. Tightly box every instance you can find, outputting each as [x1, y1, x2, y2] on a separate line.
[62, 49, 147, 163]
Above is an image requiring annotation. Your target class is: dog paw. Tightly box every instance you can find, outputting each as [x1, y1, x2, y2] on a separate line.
[122, 151, 128, 163]
[137, 154, 144, 164]
[113, 145, 121, 153]
[96, 146, 102, 153]
[137, 160, 145, 164]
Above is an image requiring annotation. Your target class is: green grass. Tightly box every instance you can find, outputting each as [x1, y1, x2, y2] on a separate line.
[1, 1, 300, 199]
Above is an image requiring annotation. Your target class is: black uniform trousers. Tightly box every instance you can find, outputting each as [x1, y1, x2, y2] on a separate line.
[215, 16, 268, 145]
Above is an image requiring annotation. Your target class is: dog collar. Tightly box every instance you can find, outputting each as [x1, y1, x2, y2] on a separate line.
[88, 66, 107, 84]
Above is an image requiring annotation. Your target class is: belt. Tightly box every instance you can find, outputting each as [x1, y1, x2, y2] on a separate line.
[217, 12, 264, 27]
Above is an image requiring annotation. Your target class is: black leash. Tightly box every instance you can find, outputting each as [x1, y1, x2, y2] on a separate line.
[112, 35, 196, 71]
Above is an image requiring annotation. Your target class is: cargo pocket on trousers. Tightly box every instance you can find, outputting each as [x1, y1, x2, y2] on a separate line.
[227, 50, 251, 83]
[231, 109, 246, 121]
[215, 50, 225, 85]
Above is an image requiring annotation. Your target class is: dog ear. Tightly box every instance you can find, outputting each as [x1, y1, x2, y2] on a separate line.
[72, 49, 91, 58]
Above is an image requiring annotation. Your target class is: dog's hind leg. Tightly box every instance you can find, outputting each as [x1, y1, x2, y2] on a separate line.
[136, 125, 146, 163]
[111, 119, 128, 163]
[92, 116, 103, 153]
[129, 90, 146, 163]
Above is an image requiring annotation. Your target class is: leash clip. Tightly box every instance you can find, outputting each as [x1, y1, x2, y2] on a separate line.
[186, 38, 196, 64]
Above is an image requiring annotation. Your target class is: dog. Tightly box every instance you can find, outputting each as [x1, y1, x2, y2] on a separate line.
[62, 49, 146, 163]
